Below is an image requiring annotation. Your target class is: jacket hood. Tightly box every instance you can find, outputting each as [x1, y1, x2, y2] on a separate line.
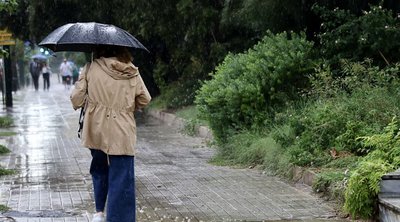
[96, 57, 138, 80]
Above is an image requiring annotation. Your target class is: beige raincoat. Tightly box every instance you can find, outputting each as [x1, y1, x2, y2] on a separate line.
[70, 57, 151, 156]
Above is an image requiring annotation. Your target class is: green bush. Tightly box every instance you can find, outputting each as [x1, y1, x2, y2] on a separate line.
[0, 145, 10, 154]
[0, 167, 14, 176]
[308, 60, 400, 99]
[344, 118, 400, 219]
[196, 31, 315, 142]
[0, 116, 13, 127]
[313, 170, 346, 196]
[288, 61, 400, 166]
[0, 204, 9, 212]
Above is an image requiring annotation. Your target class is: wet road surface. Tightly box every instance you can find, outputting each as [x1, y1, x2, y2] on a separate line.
[0, 76, 350, 221]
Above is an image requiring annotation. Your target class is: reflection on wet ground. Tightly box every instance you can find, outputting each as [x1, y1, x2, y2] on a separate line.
[0, 77, 350, 221]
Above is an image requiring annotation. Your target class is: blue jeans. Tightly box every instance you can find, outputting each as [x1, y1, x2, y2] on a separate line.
[90, 149, 136, 222]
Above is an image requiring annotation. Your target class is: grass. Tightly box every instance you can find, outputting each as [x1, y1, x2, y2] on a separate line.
[0, 132, 16, 137]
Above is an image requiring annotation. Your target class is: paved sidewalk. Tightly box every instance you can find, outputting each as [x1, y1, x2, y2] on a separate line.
[0, 77, 347, 222]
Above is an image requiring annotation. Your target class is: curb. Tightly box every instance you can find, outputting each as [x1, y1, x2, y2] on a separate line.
[147, 109, 213, 140]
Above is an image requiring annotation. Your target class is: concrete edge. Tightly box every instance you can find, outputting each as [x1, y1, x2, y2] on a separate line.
[147, 109, 214, 140]
[379, 197, 400, 214]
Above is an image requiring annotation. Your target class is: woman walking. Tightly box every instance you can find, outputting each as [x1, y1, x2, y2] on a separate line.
[70, 46, 151, 222]
[42, 62, 51, 91]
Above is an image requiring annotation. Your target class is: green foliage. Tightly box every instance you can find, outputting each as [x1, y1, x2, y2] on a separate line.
[210, 128, 292, 177]
[345, 159, 393, 219]
[270, 122, 297, 149]
[212, 131, 261, 165]
[323, 156, 360, 169]
[238, 137, 281, 165]
[262, 135, 291, 175]
[314, 4, 400, 66]
[0, 116, 13, 127]
[0, 145, 10, 154]
[288, 61, 400, 167]
[0, 167, 15, 176]
[0, 0, 18, 13]
[308, 59, 400, 99]
[0, 132, 16, 137]
[196, 31, 315, 142]
[0, 204, 9, 212]
[344, 118, 400, 218]
[313, 170, 346, 195]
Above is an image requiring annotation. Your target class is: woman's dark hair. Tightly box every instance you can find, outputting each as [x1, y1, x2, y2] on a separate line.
[94, 46, 133, 63]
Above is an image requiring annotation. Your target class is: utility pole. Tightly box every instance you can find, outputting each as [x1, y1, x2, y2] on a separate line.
[0, 30, 16, 108]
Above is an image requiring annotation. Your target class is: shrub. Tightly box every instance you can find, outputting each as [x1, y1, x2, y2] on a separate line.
[288, 61, 400, 166]
[196, 31, 315, 142]
[313, 170, 347, 197]
[0, 145, 10, 154]
[0, 116, 13, 127]
[0, 204, 9, 212]
[0, 167, 14, 176]
[344, 118, 400, 219]
[308, 60, 400, 99]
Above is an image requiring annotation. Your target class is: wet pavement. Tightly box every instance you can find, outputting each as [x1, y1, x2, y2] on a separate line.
[0, 76, 350, 221]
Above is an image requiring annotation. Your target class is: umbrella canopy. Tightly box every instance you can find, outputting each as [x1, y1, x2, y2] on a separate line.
[31, 54, 48, 61]
[39, 22, 148, 53]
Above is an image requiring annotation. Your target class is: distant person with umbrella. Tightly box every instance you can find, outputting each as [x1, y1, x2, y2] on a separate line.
[40, 22, 151, 222]
[29, 58, 42, 91]
[59, 58, 72, 89]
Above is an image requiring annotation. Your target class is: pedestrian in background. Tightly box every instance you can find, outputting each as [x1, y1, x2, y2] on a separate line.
[29, 58, 42, 91]
[70, 46, 151, 222]
[41, 62, 51, 91]
[59, 58, 72, 89]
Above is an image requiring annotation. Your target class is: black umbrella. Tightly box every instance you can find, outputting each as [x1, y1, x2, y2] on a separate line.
[39, 22, 149, 52]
